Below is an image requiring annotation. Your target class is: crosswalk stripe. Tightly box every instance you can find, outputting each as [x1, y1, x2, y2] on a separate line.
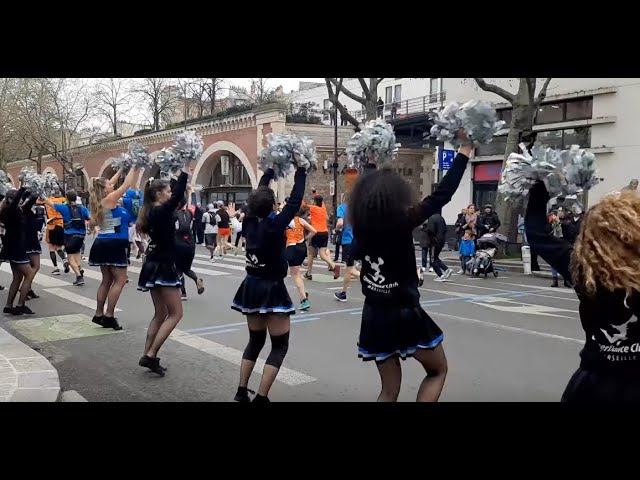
[43, 287, 122, 312]
[128, 258, 230, 276]
[194, 253, 246, 265]
[170, 329, 316, 386]
[0, 263, 71, 287]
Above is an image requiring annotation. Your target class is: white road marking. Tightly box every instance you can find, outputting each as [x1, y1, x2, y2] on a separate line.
[42, 288, 122, 313]
[493, 281, 577, 294]
[431, 311, 585, 345]
[170, 329, 316, 386]
[470, 301, 576, 318]
[129, 258, 230, 276]
[1, 263, 71, 287]
[441, 281, 580, 302]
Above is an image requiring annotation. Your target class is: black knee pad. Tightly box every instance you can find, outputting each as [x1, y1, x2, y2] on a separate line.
[242, 329, 267, 362]
[266, 332, 290, 369]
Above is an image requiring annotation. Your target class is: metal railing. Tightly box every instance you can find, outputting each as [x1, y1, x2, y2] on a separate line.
[291, 92, 447, 124]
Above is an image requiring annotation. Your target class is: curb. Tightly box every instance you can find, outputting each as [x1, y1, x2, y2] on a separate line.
[0, 327, 60, 402]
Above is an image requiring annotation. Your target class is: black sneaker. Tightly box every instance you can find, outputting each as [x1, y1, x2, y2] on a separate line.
[80, 269, 85, 277]
[101, 316, 123, 331]
[234, 386, 255, 403]
[0, 285, 5, 291]
[63, 261, 70, 274]
[334, 291, 347, 302]
[3, 306, 21, 315]
[26, 290, 39, 300]
[73, 276, 85, 286]
[252, 394, 270, 403]
[138, 355, 165, 376]
[564, 280, 574, 289]
[14, 305, 35, 315]
[91, 315, 105, 326]
[303, 272, 313, 280]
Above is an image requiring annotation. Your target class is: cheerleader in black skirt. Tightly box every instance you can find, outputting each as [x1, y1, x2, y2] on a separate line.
[0, 187, 39, 315]
[24, 190, 46, 301]
[232, 166, 306, 402]
[525, 181, 640, 402]
[173, 191, 204, 299]
[136, 166, 190, 376]
[349, 140, 473, 402]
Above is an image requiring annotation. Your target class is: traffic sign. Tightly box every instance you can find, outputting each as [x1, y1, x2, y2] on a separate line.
[221, 155, 229, 176]
[437, 148, 456, 170]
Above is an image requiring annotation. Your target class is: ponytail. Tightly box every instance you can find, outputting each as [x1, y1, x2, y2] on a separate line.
[137, 178, 168, 235]
[89, 177, 107, 229]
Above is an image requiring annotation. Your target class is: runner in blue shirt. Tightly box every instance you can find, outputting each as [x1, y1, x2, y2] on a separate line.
[334, 194, 360, 302]
[44, 190, 90, 286]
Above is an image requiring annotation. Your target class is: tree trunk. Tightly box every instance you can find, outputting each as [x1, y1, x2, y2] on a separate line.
[113, 106, 118, 135]
[154, 110, 160, 131]
[36, 151, 42, 173]
[365, 78, 377, 121]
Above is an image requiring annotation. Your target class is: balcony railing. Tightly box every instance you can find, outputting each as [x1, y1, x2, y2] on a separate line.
[293, 92, 447, 124]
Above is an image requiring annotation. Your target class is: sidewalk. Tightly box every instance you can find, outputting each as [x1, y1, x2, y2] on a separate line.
[0, 327, 60, 402]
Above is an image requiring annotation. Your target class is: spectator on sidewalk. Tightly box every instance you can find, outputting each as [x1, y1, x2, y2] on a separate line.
[424, 211, 451, 282]
[477, 204, 501, 238]
[377, 97, 384, 118]
[622, 178, 638, 191]
[454, 208, 467, 250]
[457, 230, 475, 274]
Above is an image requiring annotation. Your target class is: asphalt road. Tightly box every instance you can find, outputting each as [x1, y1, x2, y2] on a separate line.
[0, 239, 584, 402]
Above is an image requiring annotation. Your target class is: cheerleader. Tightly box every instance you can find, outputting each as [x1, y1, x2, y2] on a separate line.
[88, 166, 140, 330]
[24, 191, 46, 300]
[286, 207, 316, 311]
[349, 139, 473, 402]
[136, 165, 191, 376]
[525, 181, 640, 402]
[174, 189, 204, 300]
[0, 187, 39, 315]
[232, 166, 306, 402]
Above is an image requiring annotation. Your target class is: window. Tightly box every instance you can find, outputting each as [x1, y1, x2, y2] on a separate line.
[496, 108, 512, 126]
[537, 127, 591, 149]
[536, 103, 564, 124]
[211, 155, 251, 186]
[475, 135, 507, 157]
[562, 127, 591, 149]
[323, 99, 330, 110]
[394, 84, 402, 102]
[535, 97, 593, 125]
[429, 78, 440, 102]
[323, 99, 330, 121]
[385, 86, 392, 104]
[565, 98, 593, 121]
[430, 78, 438, 94]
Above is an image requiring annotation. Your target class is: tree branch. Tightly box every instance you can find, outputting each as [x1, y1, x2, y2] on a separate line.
[358, 78, 370, 98]
[327, 78, 365, 105]
[325, 79, 360, 130]
[473, 78, 516, 103]
[535, 78, 553, 106]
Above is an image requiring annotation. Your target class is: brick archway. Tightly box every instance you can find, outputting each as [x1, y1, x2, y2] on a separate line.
[193, 141, 257, 188]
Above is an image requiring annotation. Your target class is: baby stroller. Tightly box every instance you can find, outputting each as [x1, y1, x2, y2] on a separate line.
[469, 233, 507, 278]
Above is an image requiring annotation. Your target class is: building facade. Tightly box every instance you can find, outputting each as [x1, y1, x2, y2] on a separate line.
[291, 78, 640, 224]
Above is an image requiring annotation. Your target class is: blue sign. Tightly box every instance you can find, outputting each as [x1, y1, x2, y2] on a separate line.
[438, 148, 455, 170]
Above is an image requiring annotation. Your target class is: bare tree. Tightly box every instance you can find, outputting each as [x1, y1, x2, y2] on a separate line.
[95, 78, 135, 136]
[472, 77, 553, 240]
[134, 78, 178, 131]
[205, 78, 225, 115]
[324, 78, 385, 129]
[250, 78, 278, 105]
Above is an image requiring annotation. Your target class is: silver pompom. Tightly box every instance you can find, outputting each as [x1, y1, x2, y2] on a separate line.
[156, 148, 181, 178]
[128, 142, 153, 170]
[346, 120, 400, 168]
[259, 133, 318, 179]
[0, 171, 12, 196]
[499, 143, 599, 200]
[173, 131, 204, 164]
[42, 172, 61, 198]
[430, 100, 505, 147]
[18, 166, 45, 197]
[111, 153, 132, 172]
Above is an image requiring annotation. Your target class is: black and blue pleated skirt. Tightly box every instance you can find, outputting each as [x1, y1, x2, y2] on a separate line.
[137, 257, 182, 292]
[231, 275, 295, 315]
[89, 237, 129, 267]
[357, 303, 444, 363]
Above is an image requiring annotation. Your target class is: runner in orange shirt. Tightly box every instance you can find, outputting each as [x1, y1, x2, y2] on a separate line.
[41, 189, 70, 275]
[304, 195, 339, 280]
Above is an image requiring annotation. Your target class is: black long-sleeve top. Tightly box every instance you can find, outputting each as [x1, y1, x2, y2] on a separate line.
[0, 188, 38, 261]
[525, 181, 640, 375]
[145, 172, 188, 262]
[243, 167, 306, 279]
[352, 153, 470, 306]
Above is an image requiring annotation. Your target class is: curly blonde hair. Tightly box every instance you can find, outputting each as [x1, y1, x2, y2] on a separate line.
[572, 190, 640, 295]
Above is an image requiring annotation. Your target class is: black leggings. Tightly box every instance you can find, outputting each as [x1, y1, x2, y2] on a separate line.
[180, 269, 198, 295]
[431, 245, 449, 277]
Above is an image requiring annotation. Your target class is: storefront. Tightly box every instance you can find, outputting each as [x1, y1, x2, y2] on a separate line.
[473, 161, 502, 208]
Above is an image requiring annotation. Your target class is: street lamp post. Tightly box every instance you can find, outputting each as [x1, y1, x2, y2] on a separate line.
[332, 108, 339, 228]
